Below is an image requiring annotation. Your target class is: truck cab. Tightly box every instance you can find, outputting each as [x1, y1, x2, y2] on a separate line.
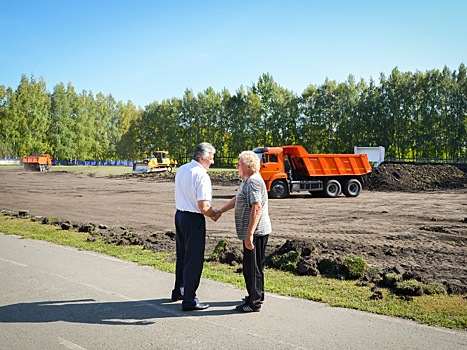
[253, 147, 289, 198]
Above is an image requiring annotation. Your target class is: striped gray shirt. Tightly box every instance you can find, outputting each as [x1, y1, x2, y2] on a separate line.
[234, 172, 271, 240]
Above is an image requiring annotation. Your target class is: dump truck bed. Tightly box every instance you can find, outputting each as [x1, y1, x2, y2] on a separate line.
[23, 155, 50, 165]
[282, 145, 371, 177]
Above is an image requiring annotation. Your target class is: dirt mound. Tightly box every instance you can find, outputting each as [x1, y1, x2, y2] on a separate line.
[112, 171, 176, 181]
[209, 171, 242, 185]
[365, 163, 466, 192]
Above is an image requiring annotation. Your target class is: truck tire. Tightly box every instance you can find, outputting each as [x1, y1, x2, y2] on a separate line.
[342, 179, 362, 197]
[324, 179, 341, 198]
[269, 180, 289, 199]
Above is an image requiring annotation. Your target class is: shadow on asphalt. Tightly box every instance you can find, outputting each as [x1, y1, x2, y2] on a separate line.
[0, 298, 242, 325]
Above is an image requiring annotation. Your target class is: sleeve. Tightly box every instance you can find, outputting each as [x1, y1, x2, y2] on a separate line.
[248, 177, 263, 205]
[196, 173, 212, 202]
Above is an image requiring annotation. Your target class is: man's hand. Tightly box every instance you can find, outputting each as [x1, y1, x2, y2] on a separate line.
[198, 200, 220, 221]
[244, 202, 261, 250]
[211, 209, 222, 222]
[244, 235, 255, 250]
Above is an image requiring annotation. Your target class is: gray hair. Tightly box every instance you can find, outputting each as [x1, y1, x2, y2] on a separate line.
[193, 142, 216, 161]
[239, 150, 260, 172]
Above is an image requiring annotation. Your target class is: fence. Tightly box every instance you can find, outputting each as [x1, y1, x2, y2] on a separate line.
[51, 160, 134, 166]
[0, 158, 21, 166]
[2, 157, 238, 169]
[385, 157, 467, 164]
[174, 155, 238, 168]
[53, 157, 237, 167]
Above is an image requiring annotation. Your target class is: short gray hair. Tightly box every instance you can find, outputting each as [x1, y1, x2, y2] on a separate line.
[193, 142, 216, 161]
[239, 151, 260, 173]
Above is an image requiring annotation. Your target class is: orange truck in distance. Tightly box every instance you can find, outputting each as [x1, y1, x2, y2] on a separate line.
[253, 145, 372, 198]
[23, 153, 52, 172]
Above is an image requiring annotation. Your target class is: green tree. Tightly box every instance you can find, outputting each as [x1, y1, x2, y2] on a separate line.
[115, 101, 140, 161]
[0, 86, 18, 158]
[179, 89, 200, 154]
[251, 73, 276, 146]
[225, 86, 250, 157]
[300, 84, 320, 152]
[14, 74, 50, 156]
[314, 78, 338, 153]
[48, 83, 75, 160]
[452, 63, 467, 158]
[91, 92, 114, 162]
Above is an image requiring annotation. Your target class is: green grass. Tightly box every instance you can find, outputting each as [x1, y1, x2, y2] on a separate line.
[0, 165, 23, 172]
[0, 164, 134, 175]
[208, 167, 237, 172]
[1, 215, 466, 330]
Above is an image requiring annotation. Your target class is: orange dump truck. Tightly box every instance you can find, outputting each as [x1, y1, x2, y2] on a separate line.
[253, 145, 372, 198]
[23, 153, 52, 172]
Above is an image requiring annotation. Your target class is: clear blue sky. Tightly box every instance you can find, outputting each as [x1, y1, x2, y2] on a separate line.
[1, 0, 466, 108]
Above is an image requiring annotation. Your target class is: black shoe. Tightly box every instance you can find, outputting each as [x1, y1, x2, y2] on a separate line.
[235, 303, 260, 313]
[182, 303, 209, 311]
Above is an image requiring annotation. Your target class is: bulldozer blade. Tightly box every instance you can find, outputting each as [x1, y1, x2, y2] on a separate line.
[147, 167, 170, 173]
[132, 165, 148, 173]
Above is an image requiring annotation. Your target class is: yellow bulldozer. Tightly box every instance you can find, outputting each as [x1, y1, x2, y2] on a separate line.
[132, 150, 177, 173]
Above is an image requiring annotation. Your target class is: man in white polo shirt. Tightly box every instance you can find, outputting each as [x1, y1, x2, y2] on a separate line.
[172, 142, 221, 311]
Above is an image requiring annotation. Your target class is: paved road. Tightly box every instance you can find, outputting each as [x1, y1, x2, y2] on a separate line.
[1, 233, 466, 350]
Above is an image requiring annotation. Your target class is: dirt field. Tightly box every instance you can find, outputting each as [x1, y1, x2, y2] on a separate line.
[1, 164, 466, 294]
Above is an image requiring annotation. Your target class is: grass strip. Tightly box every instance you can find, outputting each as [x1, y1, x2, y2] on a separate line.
[0, 215, 466, 330]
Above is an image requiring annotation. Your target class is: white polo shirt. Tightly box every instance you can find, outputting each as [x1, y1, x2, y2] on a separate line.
[175, 160, 212, 213]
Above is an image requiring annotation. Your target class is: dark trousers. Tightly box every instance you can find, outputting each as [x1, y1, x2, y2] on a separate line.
[173, 210, 206, 308]
[243, 234, 269, 309]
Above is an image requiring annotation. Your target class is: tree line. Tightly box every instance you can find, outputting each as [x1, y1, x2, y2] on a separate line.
[1, 64, 466, 165]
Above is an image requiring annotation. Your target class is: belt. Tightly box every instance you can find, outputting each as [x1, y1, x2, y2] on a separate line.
[177, 209, 203, 216]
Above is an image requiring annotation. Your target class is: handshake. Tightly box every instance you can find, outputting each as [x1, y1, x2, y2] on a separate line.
[211, 208, 223, 222]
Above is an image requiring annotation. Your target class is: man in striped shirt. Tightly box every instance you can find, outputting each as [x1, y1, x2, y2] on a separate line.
[220, 151, 271, 312]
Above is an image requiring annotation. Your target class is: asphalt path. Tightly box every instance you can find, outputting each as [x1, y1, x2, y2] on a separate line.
[1, 233, 466, 350]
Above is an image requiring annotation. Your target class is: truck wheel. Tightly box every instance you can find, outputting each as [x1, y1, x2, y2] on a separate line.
[342, 179, 362, 197]
[324, 180, 341, 198]
[269, 180, 289, 199]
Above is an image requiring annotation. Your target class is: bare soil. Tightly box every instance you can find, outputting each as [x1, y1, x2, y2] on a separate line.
[1, 163, 466, 294]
